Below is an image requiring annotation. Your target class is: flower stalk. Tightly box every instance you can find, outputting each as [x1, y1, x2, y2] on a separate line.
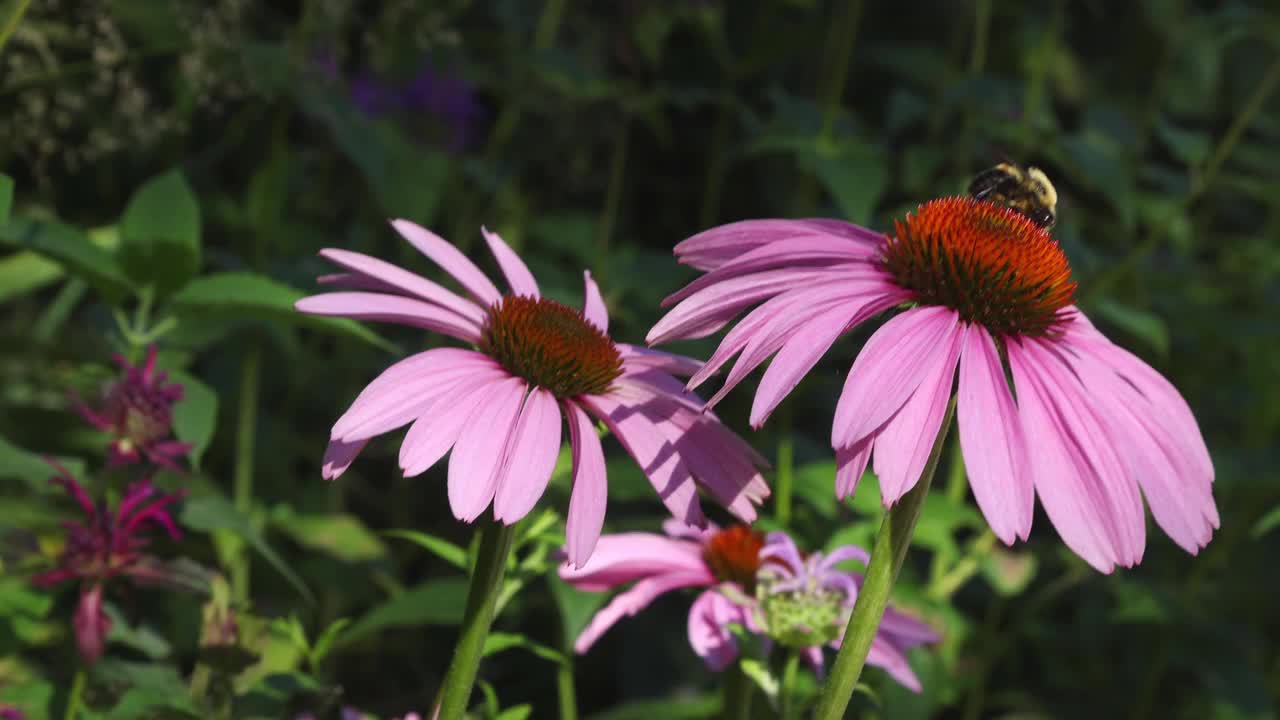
[437, 518, 518, 720]
[722, 661, 753, 720]
[779, 649, 802, 720]
[812, 395, 956, 720]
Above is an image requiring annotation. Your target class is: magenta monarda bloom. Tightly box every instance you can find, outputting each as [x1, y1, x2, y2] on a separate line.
[649, 198, 1218, 573]
[559, 522, 936, 690]
[75, 345, 191, 471]
[295, 222, 769, 566]
[33, 462, 184, 664]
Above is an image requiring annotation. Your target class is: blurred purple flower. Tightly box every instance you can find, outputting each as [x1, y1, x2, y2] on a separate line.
[346, 62, 481, 152]
[0, 706, 25, 720]
[32, 461, 185, 665]
[74, 345, 190, 471]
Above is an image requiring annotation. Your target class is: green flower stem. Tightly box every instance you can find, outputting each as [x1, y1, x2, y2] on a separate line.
[229, 344, 261, 603]
[779, 649, 802, 720]
[437, 519, 518, 720]
[556, 662, 578, 720]
[812, 395, 957, 720]
[722, 661, 754, 720]
[0, 0, 31, 55]
[63, 667, 85, 720]
[774, 403, 795, 525]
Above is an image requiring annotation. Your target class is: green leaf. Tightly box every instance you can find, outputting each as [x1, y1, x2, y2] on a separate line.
[310, 617, 351, 666]
[0, 251, 64, 303]
[792, 460, 838, 518]
[1090, 299, 1170, 357]
[483, 631, 569, 666]
[496, 705, 533, 720]
[0, 173, 12, 225]
[180, 495, 314, 603]
[120, 170, 202, 297]
[103, 602, 172, 660]
[168, 370, 217, 470]
[548, 576, 608, 650]
[1250, 504, 1280, 538]
[383, 528, 467, 569]
[586, 694, 720, 720]
[273, 513, 387, 563]
[0, 218, 134, 302]
[740, 657, 781, 702]
[808, 141, 889, 221]
[338, 578, 468, 646]
[170, 271, 396, 352]
[0, 433, 85, 489]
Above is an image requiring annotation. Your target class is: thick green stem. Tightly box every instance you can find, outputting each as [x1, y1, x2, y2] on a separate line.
[556, 662, 578, 720]
[230, 345, 261, 603]
[779, 649, 802, 720]
[721, 661, 754, 720]
[437, 519, 518, 720]
[774, 403, 795, 525]
[812, 395, 957, 720]
[63, 667, 85, 720]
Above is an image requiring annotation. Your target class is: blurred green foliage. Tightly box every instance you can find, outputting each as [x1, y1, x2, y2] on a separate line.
[1, 0, 1278, 718]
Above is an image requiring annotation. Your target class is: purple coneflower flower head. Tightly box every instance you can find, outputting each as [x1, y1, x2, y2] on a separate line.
[32, 462, 184, 664]
[75, 345, 190, 471]
[295, 222, 769, 566]
[648, 197, 1219, 573]
[559, 523, 936, 691]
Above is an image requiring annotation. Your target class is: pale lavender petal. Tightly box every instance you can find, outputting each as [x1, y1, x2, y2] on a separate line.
[873, 321, 965, 505]
[759, 532, 804, 575]
[573, 571, 712, 653]
[865, 635, 923, 692]
[818, 546, 871, 572]
[957, 325, 1035, 544]
[322, 438, 367, 480]
[673, 218, 883, 272]
[564, 400, 608, 567]
[446, 378, 528, 522]
[391, 219, 502, 306]
[802, 646, 827, 677]
[835, 437, 873, 501]
[662, 517, 717, 542]
[399, 375, 500, 477]
[317, 272, 401, 294]
[879, 606, 940, 646]
[296, 292, 483, 343]
[581, 270, 609, 332]
[558, 531, 710, 591]
[481, 227, 540, 298]
[318, 248, 487, 325]
[493, 388, 563, 524]
[833, 306, 960, 450]
[617, 344, 704, 377]
[687, 589, 752, 671]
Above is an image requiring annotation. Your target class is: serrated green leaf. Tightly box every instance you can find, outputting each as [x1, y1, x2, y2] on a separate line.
[0, 217, 134, 302]
[167, 370, 217, 470]
[170, 271, 396, 352]
[338, 577, 468, 646]
[120, 170, 201, 297]
[180, 495, 314, 603]
[383, 528, 467, 569]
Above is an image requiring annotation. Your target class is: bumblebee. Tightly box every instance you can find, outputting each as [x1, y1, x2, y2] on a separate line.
[967, 162, 1058, 230]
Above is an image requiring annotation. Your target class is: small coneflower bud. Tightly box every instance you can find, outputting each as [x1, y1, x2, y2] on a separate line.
[480, 296, 623, 398]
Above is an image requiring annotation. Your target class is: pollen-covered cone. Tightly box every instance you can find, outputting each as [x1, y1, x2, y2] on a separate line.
[296, 222, 769, 566]
[648, 199, 1217, 573]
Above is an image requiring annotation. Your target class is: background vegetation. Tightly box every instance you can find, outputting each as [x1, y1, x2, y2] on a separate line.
[1, 0, 1278, 718]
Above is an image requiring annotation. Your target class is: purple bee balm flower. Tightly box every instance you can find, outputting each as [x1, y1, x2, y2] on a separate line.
[32, 461, 185, 665]
[0, 707, 25, 720]
[648, 198, 1218, 573]
[74, 345, 191, 471]
[295, 222, 770, 567]
[559, 523, 937, 691]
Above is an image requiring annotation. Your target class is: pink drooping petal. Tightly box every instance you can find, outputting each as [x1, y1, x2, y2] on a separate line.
[750, 287, 906, 428]
[832, 306, 960, 450]
[578, 393, 707, 528]
[879, 606, 940, 646]
[391, 219, 502, 306]
[687, 588, 753, 671]
[317, 248, 487, 325]
[817, 546, 871, 573]
[1006, 339, 1143, 573]
[581, 270, 609, 332]
[873, 321, 965, 505]
[617, 344, 703, 378]
[573, 571, 712, 654]
[662, 517, 718, 543]
[446, 378, 528, 522]
[563, 401, 610, 568]
[493, 388, 563, 524]
[835, 437, 874, 501]
[295, 292, 483, 344]
[398, 374, 510, 477]
[558, 531, 710, 591]
[481, 227, 540, 298]
[672, 218, 884, 272]
[956, 325, 1035, 544]
[330, 349, 503, 442]
[48, 464, 96, 518]
[614, 369, 711, 416]
[865, 635, 923, 693]
[74, 583, 111, 666]
[322, 438, 367, 480]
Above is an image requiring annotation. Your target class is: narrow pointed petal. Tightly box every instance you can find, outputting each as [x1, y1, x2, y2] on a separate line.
[581, 270, 609, 332]
[564, 400, 608, 567]
[296, 292, 483, 343]
[493, 388, 563, 524]
[322, 438, 367, 480]
[957, 326, 1034, 544]
[835, 437, 874, 500]
[318, 248, 487, 324]
[865, 635, 923, 693]
[617, 344, 704, 377]
[687, 589, 752, 671]
[558, 532, 709, 591]
[833, 307, 961, 449]
[673, 218, 883, 272]
[398, 374, 504, 477]
[446, 378, 527, 522]
[481, 227, 540, 298]
[572, 571, 711, 653]
[391, 219, 502, 305]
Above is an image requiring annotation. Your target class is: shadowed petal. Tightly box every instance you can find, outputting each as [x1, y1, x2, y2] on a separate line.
[573, 571, 711, 653]
[447, 378, 528, 522]
[865, 635, 922, 693]
[493, 388, 563, 524]
[564, 400, 608, 567]
[322, 438, 367, 480]
[391, 219, 502, 305]
[296, 292, 483, 343]
[835, 437, 873, 500]
[687, 589, 752, 671]
[317, 248, 487, 324]
[399, 374, 508, 477]
[582, 270, 609, 332]
[617, 344, 704, 377]
[481, 227, 540, 298]
[558, 531, 710, 591]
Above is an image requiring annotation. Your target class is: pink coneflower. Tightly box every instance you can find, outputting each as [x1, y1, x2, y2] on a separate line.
[74, 345, 190, 471]
[649, 198, 1218, 573]
[295, 222, 769, 566]
[560, 522, 936, 690]
[32, 462, 185, 664]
